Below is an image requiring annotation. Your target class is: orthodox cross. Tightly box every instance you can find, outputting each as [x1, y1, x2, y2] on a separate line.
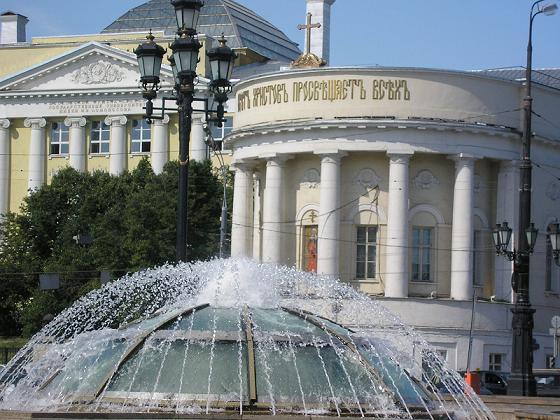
[309, 211, 317, 224]
[297, 12, 321, 55]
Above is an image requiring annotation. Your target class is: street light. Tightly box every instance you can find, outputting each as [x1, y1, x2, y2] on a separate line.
[494, 0, 557, 397]
[548, 223, 560, 265]
[134, 0, 236, 262]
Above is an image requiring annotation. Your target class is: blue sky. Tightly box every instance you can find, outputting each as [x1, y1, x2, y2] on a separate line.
[2, 0, 559, 70]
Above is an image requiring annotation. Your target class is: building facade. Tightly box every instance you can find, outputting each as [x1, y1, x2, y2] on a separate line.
[227, 66, 560, 372]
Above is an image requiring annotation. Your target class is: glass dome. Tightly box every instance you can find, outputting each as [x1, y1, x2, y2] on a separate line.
[31, 304, 433, 415]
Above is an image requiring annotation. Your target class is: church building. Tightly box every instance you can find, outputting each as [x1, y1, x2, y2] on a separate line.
[0, 0, 559, 374]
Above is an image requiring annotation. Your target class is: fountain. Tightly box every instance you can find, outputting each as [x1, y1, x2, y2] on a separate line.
[0, 259, 494, 419]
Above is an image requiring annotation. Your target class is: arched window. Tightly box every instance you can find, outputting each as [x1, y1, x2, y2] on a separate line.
[409, 205, 444, 284]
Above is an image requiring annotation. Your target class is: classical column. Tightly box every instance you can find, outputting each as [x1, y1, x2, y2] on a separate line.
[151, 114, 169, 174]
[385, 152, 413, 298]
[316, 151, 345, 277]
[0, 119, 10, 216]
[262, 156, 290, 264]
[231, 162, 254, 257]
[450, 155, 477, 301]
[24, 117, 47, 192]
[64, 117, 87, 172]
[252, 172, 262, 261]
[105, 115, 127, 175]
[495, 160, 520, 303]
[190, 114, 207, 162]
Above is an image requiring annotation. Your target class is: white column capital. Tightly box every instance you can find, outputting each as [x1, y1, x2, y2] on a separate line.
[314, 150, 348, 162]
[231, 159, 257, 172]
[0, 119, 10, 129]
[64, 117, 87, 128]
[261, 154, 294, 166]
[152, 114, 170, 126]
[104, 115, 127, 127]
[448, 153, 480, 166]
[499, 159, 521, 171]
[387, 151, 414, 164]
[24, 117, 47, 129]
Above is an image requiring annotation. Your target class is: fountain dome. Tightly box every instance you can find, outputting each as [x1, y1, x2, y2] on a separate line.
[0, 259, 493, 418]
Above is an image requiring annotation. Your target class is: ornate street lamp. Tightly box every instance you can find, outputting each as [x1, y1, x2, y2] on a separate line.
[492, 222, 538, 262]
[494, 0, 557, 397]
[548, 223, 560, 265]
[134, 0, 236, 262]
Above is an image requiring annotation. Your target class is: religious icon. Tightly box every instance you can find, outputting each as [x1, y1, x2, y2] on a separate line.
[303, 225, 318, 273]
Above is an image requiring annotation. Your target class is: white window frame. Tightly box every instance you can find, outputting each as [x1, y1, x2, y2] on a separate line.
[131, 119, 151, 154]
[50, 122, 69, 156]
[488, 353, 505, 372]
[411, 226, 434, 283]
[355, 225, 377, 280]
[90, 121, 110, 154]
[210, 117, 233, 151]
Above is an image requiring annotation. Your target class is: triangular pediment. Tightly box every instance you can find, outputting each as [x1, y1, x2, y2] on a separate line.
[0, 41, 174, 94]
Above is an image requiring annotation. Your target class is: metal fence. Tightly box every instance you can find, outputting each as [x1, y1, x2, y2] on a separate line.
[0, 348, 20, 365]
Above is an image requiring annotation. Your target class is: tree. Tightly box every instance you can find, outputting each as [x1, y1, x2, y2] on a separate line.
[0, 158, 226, 336]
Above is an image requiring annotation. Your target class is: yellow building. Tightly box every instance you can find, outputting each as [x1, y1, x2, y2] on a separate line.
[0, 3, 301, 214]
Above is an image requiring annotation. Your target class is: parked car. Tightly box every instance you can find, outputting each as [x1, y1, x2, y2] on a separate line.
[479, 371, 509, 395]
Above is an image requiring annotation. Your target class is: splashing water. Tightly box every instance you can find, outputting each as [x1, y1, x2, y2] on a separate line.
[0, 258, 494, 419]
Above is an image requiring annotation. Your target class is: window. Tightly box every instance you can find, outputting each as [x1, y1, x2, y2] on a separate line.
[50, 122, 69, 155]
[412, 227, 433, 282]
[131, 119, 151, 153]
[488, 353, 505, 371]
[90, 121, 110, 154]
[356, 226, 377, 279]
[210, 117, 233, 151]
[301, 225, 318, 273]
[546, 224, 560, 292]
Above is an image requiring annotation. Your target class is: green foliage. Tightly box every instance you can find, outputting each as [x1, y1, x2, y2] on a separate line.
[0, 158, 226, 337]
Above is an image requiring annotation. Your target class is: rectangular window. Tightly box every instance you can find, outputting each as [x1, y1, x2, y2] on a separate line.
[90, 121, 110, 154]
[210, 117, 233, 151]
[50, 122, 69, 155]
[412, 227, 433, 282]
[545, 227, 560, 292]
[302, 225, 318, 273]
[356, 226, 377, 279]
[488, 353, 504, 371]
[131, 119, 151, 153]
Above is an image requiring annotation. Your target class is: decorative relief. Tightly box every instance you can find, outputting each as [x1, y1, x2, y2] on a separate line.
[354, 168, 380, 189]
[412, 170, 440, 190]
[300, 168, 320, 189]
[473, 175, 482, 194]
[70, 61, 125, 85]
[546, 182, 560, 201]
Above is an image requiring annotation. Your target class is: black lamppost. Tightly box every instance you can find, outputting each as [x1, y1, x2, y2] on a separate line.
[134, 0, 236, 262]
[492, 0, 557, 397]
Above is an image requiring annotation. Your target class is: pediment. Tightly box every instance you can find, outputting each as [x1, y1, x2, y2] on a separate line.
[0, 41, 174, 94]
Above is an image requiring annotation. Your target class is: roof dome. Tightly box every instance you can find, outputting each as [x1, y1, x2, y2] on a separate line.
[102, 0, 301, 62]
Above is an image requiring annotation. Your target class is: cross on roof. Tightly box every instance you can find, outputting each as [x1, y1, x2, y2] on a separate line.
[297, 13, 321, 55]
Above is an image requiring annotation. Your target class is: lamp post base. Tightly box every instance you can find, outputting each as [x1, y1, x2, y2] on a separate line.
[508, 305, 536, 396]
